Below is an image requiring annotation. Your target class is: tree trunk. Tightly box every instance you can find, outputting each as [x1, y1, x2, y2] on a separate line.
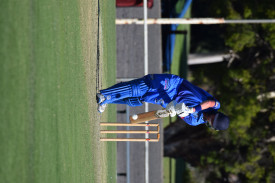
[164, 118, 223, 166]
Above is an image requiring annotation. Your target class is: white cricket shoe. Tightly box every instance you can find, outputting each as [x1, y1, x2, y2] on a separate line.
[96, 93, 106, 104]
[98, 104, 107, 113]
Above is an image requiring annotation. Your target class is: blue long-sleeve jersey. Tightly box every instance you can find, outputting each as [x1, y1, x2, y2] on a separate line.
[142, 74, 220, 126]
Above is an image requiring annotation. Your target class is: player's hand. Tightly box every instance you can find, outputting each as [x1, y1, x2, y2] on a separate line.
[175, 103, 194, 115]
[166, 101, 177, 117]
[178, 111, 189, 118]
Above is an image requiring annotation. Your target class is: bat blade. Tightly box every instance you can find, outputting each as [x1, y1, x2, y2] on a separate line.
[130, 109, 170, 124]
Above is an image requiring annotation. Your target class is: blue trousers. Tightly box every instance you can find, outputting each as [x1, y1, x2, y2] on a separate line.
[100, 77, 149, 106]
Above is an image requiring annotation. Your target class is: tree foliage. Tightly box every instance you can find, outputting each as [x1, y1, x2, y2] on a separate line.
[166, 0, 275, 182]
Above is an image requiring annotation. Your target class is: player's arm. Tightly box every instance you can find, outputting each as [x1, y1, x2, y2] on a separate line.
[193, 100, 218, 112]
[166, 100, 219, 117]
[166, 101, 193, 117]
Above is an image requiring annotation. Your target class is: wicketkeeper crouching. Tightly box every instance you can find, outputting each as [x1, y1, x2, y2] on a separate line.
[96, 74, 229, 131]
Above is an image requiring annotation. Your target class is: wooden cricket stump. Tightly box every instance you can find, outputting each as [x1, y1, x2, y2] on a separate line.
[100, 122, 160, 142]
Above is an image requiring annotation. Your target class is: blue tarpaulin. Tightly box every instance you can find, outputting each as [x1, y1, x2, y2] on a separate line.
[165, 0, 192, 71]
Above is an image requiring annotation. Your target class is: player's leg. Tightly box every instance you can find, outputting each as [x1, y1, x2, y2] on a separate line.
[96, 78, 148, 113]
[99, 78, 149, 105]
[97, 97, 143, 113]
[111, 97, 143, 107]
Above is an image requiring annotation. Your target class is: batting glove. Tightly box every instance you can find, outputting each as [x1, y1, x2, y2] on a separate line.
[175, 103, 194, 115]
[178, 111, 189, 118]
[166, 101, 177, 117]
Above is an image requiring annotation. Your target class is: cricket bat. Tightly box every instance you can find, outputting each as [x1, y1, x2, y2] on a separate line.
[130, 109, 170, 124]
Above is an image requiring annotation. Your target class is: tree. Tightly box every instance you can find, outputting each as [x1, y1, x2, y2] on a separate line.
[164, 0, 275, 181]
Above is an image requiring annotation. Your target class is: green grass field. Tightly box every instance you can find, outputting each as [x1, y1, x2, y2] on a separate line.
[0, 1, 116, 182]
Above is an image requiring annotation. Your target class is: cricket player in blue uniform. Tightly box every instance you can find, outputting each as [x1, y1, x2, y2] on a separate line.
[97, 74, 229, 130]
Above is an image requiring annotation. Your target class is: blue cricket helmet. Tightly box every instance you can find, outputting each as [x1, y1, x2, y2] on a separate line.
[212, 112, 230, 130]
